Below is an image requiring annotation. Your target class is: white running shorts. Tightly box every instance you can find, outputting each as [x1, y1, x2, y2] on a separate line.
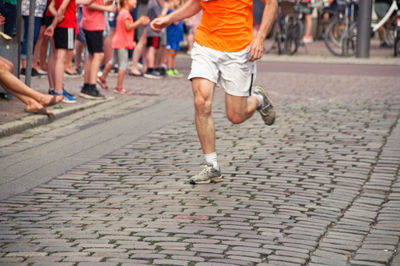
[188, 42, 257, 97]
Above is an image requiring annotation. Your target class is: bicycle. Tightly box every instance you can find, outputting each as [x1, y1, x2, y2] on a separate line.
[324, 0, 400, 57]
[265, 0, 312, 55]
[372, 0, 399, 47]
[324, 0, 358, 57]
[394, 8, 400, 56]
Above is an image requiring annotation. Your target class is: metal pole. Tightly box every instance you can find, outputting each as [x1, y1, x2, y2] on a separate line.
[356, 0, 372, 58]
[16, 0, 22, 78]
[25, 0, 37, 86]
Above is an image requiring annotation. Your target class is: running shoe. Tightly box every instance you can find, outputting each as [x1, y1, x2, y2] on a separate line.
[166, 69, 175, 77]
[144, 69, 162, 79]
[189, 164, 223, 184]
[79, 86, 105, 100]
[173, 69, 183, 78]
[50, 89, 77, 103]
[253, 85, 276, 125]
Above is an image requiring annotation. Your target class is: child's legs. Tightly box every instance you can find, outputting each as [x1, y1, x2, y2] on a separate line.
[54, 49, 67, 92]
[146, 46, 157, 69]
[47, 38, 56, 89]
[116, 49, 128, 88]
[83, 30, 104, 84]
[53, 27, 75, 91]
[101, 49, 118, 80]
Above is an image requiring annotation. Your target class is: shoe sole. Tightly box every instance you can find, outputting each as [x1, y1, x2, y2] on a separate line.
[79, 92, 104, 100]
[190, 175, 223, 184]
[143, 74, 162, 80]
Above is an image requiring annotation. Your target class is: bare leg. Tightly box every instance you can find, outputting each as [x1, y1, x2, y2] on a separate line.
[103, 35, 112, 68]
[47, 39, 56, 90]
[130, 29, 147, 74]
[40, 33, 50, 71]
[100, 62, 113, 81]
[54, 48, 67, 92]
[225, 94, 259, 124]
[64, 49, 77, 74]
[89, 52, 104, 84]
[74, 40, 86, 70]
[146, 46, 157, 69]
[192, 78, 216, 154]
[116, 69, 125, 88]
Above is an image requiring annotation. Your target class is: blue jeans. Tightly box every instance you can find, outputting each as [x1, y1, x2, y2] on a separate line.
[0, 2, 17, 36]
[21, 16, 42, 59]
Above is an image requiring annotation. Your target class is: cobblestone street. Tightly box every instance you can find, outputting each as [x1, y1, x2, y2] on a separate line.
[0, 58, 399, 265]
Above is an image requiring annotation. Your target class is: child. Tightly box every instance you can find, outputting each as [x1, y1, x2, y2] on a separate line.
[164, 0, 183, 78]
[98, 0, 149, 94]
[143, 0, 163, 79]
[79, 0, 116, 99]
[45, 0, 85, 103]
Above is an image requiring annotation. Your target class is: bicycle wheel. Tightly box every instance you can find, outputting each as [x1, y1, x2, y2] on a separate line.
[285, 20, 300, 55]
[394, 29, 400, 57]
[324, 19, 356, 56]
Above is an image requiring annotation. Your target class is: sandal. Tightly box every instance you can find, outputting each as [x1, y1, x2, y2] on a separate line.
[113, 87, 131, 95]
[97, 77, 109, 90]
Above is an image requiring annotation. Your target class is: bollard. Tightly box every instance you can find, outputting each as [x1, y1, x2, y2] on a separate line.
[356, 0, 372, 58]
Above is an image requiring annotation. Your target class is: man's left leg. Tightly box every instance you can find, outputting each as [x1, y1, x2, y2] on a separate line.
[225, 94, 259, 124]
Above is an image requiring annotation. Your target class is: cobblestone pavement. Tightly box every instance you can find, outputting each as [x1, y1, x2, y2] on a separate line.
[0, 60, 400, 266]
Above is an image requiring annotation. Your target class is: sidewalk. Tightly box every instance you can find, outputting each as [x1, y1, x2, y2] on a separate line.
[0, 39, 398, 138]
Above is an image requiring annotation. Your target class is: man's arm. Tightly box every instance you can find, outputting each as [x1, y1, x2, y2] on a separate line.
[248, 0, 278, 61]
[151, 0, 201, 32]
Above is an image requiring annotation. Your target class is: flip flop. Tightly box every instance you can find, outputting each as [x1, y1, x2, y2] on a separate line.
[128, 71, 143, 77]
[113, 88, 131, 95]
[43, 95, 63, 107]
[24, 107, 53, 115]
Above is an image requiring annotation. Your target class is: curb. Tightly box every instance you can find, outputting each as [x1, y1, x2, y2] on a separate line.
[0, 96, 115, 138]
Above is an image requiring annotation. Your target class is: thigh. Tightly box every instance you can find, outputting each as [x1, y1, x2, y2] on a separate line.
[225, 93, 248, 117]
[192, 77, 216, 107]
[219, 49, 256, 97]
[188, 43, 219, 84]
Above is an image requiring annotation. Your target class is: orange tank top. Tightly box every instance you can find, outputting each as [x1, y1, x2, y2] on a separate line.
[195, 0, 253, 52]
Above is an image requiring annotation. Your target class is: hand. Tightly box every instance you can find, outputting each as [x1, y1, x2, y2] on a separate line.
[0, 14, 5, 26]
[107, 4, 117, 13]
[247, 36, 264, 61]
[44, 26, 55, 37]
[105, 0, 113, 5]
[139, 16, 150, 25]
[150, 16, 171, 33]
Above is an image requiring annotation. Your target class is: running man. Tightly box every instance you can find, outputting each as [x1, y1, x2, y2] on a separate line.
[151, 0, 278, 184]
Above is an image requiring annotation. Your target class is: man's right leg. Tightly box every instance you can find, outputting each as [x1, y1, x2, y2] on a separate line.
[190, 78, 222, 184]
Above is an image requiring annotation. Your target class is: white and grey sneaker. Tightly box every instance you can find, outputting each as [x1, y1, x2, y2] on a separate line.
[190, 164, 223, 184]
[253, 85, 276, 125]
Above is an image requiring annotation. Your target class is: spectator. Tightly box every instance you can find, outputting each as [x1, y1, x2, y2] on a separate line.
[0, 56, 63, 115]
[0, 0, 17, 36]
[302, 0, 313, 43]
[20, 0, 47, 76]
[185, 9, 202, 55]
[45, 0, 83, 103]
[144, 0, 164, 79]
[375, 0, 393, 48]
[164, 0, 184, 78]
[129, 28, 147, 76]
[98, 0, 149, 94]
[79, 0, 116, 99]
[253, 0, 265, 37]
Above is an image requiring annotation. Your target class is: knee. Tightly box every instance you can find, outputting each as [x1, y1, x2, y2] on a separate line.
[227, 112, 244, 125]
[194, 97, 212, 117]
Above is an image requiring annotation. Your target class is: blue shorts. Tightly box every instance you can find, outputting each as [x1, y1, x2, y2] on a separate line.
[166, 41, 180, 51]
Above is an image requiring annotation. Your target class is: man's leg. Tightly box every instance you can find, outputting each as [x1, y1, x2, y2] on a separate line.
[189, 78, 223, 185]
[225, 94, 259, 125]
[54, 48, 67, 92]
[192, 77, 216, 155]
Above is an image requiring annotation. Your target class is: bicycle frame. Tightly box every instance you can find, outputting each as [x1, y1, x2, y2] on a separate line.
[371, 0, 398, 32]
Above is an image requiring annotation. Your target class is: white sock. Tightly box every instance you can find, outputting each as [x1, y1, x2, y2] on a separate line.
[255, 94, 264, 109]
[204, 152, 218, 169]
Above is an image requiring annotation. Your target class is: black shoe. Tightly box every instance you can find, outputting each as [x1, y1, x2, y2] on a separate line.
[20, 68, 26, 75]
[380, 41, 392, 49]
[157, 67, 166, 76]
[79, 85, 105, 100]
[144, 69, 162, 79]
